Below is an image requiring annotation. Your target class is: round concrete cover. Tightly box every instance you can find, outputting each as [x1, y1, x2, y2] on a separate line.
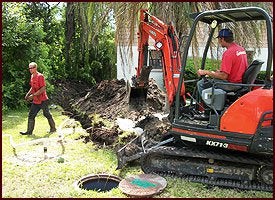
[119, 173, 167, 197]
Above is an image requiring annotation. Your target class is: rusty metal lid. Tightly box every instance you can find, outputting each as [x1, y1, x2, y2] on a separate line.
[118, 173, 167, 197]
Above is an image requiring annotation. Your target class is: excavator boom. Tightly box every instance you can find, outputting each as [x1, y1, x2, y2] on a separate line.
[128, 9, 185, 106]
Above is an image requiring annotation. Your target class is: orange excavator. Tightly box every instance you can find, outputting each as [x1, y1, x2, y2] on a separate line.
[118, 7, 273, 192]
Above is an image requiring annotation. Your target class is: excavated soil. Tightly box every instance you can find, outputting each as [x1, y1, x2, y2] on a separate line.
[52, 79, 171, 149]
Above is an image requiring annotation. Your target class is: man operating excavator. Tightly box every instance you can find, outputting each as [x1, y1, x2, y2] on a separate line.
[196, 28, 248, 117]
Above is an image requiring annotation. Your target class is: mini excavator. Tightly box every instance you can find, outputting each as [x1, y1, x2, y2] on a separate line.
[117, 7, 273, 192]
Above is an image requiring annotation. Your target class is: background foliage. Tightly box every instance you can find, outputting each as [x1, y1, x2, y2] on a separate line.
[2, 2, 273, 112]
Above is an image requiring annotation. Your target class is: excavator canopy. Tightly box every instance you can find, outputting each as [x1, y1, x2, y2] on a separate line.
[190, 7, 271, 24]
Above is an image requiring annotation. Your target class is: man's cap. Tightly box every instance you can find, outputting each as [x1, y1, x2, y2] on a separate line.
[216, 28, 233, 38]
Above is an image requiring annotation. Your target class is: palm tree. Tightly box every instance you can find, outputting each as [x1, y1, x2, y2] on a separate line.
[64, 2, 272, 80]
[114, 2, 272, 58]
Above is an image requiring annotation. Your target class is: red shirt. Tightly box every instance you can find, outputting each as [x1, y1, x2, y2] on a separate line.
[30, 72, 48, 104]
[220, 42, 248, 83]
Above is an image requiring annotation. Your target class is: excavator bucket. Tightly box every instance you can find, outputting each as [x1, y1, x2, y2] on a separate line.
[127, 65, 153, 105]
[128, 86, 148, 104]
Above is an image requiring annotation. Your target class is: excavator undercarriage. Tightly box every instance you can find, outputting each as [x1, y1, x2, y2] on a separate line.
[117, 132, 273, 192]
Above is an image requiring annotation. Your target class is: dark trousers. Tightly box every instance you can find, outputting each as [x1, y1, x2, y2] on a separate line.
[28, 100, 53, 120]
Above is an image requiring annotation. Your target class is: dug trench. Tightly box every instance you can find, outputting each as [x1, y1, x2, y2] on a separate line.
[51, 79, 171, 151]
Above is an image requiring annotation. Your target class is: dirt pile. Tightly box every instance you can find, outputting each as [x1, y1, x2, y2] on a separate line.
[52, 79, 91, 111]
[52, 79, 171, 148]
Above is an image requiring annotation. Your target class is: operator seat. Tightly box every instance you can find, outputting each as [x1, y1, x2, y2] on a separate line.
[225, 60, 264, 104]
[235, 59, 264, 96]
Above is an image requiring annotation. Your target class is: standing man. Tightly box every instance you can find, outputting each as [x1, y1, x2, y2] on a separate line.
[20, 62, 56, 135]
[197, 28, 248, 94]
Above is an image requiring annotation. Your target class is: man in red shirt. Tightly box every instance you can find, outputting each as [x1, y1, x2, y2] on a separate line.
[197, 28, 248, 96]
[198, 29, 248, 83]
[20, 62, 56, 135]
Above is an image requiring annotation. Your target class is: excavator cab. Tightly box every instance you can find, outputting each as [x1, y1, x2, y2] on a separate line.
[173, 6, 273, 136]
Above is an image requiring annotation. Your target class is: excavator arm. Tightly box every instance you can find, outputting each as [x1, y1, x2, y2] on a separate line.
[130, 9, 185, 106]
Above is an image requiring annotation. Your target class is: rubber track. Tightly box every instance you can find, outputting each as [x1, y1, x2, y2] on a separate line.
[141, 146, 273, 192]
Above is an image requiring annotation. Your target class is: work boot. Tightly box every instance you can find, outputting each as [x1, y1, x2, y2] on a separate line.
[20, 119, 35, 135]
[47, 118, 57, 133]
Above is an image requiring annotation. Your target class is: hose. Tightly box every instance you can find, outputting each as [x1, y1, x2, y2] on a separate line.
[3, 118, 77, 159]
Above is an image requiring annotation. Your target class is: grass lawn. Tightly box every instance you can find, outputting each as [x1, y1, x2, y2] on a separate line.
[2, 105, 273, 198]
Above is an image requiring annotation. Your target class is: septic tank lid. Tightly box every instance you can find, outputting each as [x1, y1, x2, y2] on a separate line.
[118, 173, 167, 197]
